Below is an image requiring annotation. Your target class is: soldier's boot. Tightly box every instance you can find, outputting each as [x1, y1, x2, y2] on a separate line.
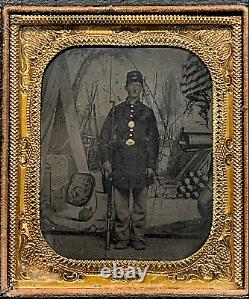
[130, 240, 146, 250]
[114, 240, 129, 250]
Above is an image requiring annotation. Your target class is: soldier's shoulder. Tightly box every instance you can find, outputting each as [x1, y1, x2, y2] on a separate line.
[106, 102, 124, 115]
[113, 101, 126, 112]
[115, 101, 126, 108]
[140, 102, 154, 114]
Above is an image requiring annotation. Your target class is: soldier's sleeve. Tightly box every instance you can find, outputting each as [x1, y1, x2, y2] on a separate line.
[147, 109, 160, 170]
[98, 108, 113, 165]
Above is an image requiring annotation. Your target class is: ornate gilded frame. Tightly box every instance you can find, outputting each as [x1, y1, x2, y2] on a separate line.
[1, 5, 248, 297]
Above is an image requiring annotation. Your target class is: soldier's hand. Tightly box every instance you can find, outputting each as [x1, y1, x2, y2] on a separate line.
[146, 168, 155, 178]
[103, 160, 112, 175]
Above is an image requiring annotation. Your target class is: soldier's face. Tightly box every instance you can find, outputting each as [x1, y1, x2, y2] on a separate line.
[125, 82, 143, 99]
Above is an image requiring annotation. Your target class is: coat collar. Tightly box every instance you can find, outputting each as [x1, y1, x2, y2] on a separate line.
[125, 97, 141, 106]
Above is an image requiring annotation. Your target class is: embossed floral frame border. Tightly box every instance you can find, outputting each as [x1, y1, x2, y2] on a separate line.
[0, 5, 248, 297]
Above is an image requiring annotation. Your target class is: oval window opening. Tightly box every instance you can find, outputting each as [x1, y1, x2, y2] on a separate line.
[40, 47, 213, 261]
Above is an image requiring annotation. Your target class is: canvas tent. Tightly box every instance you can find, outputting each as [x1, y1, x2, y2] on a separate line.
[41, 52, 89, 202]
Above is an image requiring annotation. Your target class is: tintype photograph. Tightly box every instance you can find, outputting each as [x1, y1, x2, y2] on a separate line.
[1, 5, 247, 297]
[40, 47, 213, 261]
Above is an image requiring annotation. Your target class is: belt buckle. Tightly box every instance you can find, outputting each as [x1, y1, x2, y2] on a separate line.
[126, 138, 135, 146]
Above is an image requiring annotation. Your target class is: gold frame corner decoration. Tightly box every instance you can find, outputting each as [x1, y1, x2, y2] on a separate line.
[1, 5, 248, 297]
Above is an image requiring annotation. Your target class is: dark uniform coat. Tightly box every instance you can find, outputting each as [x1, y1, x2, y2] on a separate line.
[99, 99, 159, 190]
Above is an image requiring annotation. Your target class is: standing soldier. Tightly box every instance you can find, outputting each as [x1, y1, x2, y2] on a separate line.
[99, 71, 159, 250]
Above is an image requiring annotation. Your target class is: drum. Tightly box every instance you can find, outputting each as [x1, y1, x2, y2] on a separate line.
[66, 172, 95, 207]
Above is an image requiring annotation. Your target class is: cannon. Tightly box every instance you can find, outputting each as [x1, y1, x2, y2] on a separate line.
[179, 129, 212, 152]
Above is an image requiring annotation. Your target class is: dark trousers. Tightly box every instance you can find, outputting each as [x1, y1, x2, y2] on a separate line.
[113, 186, 148, 241]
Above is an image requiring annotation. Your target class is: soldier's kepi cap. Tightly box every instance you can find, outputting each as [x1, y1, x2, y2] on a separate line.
[126, 70, 143, 85]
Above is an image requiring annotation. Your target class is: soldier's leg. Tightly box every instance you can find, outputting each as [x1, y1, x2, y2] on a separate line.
[131, 187, 148, 241]
[113, 187, 130, 241]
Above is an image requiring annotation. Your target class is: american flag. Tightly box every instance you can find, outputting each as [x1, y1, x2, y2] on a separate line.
[180, 53, 212, 127]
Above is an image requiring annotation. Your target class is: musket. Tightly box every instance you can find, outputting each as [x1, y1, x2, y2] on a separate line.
[105, 173, 113, 250]
[105, 54, 115, 250]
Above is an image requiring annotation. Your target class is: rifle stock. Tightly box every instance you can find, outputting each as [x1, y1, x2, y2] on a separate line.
[105, 175, 113, 250]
